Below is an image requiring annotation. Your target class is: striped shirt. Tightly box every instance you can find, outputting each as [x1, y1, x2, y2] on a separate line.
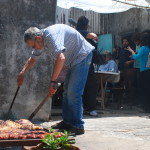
[32, 24, 95, 67]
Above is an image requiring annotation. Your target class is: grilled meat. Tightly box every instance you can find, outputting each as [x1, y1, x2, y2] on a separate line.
[0, 119, 47, 140]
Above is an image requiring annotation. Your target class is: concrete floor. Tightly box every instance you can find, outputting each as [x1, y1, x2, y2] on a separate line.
[1, 107, 150, 150]
[40, 107, 150, 150]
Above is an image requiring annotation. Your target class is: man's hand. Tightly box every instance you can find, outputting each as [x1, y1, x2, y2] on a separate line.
[17, 72, 25, 87]
[48, 83, 57, 96]
[124, 60, 134, 67]
[126, 46, 132, 52]
[127, 46, 135, 55]
[113, 48, 117, 53]
[17, 57, 37, 87]
[124, 61, 131, 67]
[129, 55, 132, 59]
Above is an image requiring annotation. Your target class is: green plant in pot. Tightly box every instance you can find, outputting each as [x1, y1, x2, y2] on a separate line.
[41, 129, 79, 150]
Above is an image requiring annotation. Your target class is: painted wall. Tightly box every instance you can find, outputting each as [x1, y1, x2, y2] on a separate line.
[0, 0, 56, 120]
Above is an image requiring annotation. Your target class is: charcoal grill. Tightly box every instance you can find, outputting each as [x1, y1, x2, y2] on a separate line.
[0, 139, 43, 147]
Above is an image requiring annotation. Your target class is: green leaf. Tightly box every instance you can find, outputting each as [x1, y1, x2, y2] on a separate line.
[42, 130, 76, 150]
[49, 128, 53, 133]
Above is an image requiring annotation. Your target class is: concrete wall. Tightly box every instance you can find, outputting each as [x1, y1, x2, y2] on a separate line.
[56, 7, 150, 47]
[109, 8, 150, 46]
[0, 0, 56, 120]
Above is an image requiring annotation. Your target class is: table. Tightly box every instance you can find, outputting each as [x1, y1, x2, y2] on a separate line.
[95, 71, 120, 109]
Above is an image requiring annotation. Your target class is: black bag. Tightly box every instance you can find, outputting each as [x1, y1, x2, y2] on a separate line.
[87, 39, 104, 65]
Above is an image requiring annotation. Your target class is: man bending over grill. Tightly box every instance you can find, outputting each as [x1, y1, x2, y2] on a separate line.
[17, 24, 95, 135]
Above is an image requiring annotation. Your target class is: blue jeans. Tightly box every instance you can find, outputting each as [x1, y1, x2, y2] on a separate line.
[62, 52, 92, 129]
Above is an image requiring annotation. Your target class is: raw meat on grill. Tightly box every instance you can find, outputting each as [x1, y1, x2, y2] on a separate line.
[9, 133, 19, 140]
[15, 119, 33, 125]
[0, 119, 48, 140]
[5, 120, 22, 129]
[6, 119, 43, 130]
[0, 120, 5, 125]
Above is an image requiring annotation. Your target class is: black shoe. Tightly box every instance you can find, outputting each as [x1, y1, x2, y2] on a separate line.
[68, 127, 85, 135]
[51, 121, 72, 129]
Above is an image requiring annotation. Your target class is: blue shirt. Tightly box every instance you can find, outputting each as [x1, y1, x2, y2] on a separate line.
[132, 46, 150, 72]
[98, 60, 118, 73]
[32, 24, 95, 67]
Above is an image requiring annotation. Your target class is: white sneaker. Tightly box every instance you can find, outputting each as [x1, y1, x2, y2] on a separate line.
[89, 110, 98, 117]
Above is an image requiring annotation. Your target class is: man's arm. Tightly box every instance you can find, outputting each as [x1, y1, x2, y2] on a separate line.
[127, 46, 135, 55]
[48, 52, 65, 96]
[17, 57, 37, 86]
[51, 52, 65, 81]
[124, 60, 134, 67]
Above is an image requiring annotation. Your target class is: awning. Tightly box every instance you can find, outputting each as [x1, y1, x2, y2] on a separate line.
[57, 0, 150, 13]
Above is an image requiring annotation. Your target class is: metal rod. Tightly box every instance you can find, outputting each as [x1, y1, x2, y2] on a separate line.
[8, 86, 20, 114]
[28, 95, 50, 120]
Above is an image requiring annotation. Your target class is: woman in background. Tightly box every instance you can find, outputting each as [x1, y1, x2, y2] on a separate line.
[118, 37, 135, 107]
[127, 33, 150, 112]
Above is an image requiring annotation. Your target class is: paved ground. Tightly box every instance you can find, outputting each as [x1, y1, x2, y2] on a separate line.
[1, 106, 150, 150]
[40, 107, 150, 150]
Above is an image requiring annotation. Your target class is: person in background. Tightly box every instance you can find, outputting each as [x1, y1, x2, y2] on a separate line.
[118, 37, 134, 71]
[98, 50, 118, 73]
[17, 24, 95, 135]
[131, 33, 141, 106]
[96, 50, 118, 108]
[118, 37, 135, 106]
[112, 46, 121, 62]
[76, 16, 99, 116]
[132, 33, 141, 69]
[127, 33, 150, 112]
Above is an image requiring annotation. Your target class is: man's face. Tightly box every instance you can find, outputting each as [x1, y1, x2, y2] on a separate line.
[103, 54, 110, 62]
[26, 36, 44, 50]
[105, 55, 110, 62]
[122, 39, 129, 47]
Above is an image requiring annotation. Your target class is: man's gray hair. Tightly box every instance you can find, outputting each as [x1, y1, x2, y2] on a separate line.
[24, 27, 43, 42]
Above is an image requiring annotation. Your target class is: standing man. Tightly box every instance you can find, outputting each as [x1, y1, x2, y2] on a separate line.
[118, 37, 135, 106]
[118, 37, 134, 71]
[17, 24, 95, 135]
[76, 16, 99, 117]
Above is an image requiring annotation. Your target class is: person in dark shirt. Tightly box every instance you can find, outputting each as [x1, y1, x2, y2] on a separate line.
[118, 37, 135, 107]
[118, 37, 134, 71]
[76, 16, 99, 116]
